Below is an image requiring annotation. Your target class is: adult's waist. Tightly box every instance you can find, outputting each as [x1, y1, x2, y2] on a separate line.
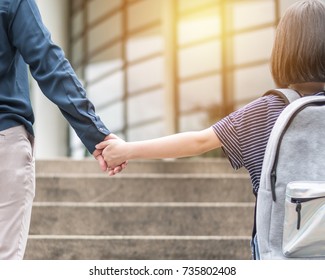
[0, 115, 34, 136]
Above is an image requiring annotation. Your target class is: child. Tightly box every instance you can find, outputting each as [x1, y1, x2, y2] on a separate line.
[96, 0, 325, 259]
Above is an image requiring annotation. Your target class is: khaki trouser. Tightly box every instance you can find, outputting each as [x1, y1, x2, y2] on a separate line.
[0, 125, 35, 259]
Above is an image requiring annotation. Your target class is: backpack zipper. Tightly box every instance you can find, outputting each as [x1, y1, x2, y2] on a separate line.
[291, 196, 325, 230]
[295, 201, 301, 230]
[270, 100, 325, 201]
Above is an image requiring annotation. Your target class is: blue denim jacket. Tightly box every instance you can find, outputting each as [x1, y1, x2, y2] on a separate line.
[0, 0, 110, 153]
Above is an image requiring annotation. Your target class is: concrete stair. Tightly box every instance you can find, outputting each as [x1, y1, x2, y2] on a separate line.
[24, 158, 254, 260]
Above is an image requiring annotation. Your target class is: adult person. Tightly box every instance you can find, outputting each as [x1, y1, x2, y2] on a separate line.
[97, 0, 325, 259]
[0, 0, 125, 259]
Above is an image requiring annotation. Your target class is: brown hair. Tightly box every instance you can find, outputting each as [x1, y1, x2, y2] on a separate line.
[271, 0, 325, 87]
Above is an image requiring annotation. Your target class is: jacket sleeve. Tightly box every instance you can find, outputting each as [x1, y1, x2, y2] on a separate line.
[8, 0, 110, 153]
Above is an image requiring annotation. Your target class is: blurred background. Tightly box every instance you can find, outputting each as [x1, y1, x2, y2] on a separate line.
[32, 0, 299, 159]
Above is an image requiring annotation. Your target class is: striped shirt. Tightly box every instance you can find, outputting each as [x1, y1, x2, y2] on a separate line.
[212, 95, 286, 195]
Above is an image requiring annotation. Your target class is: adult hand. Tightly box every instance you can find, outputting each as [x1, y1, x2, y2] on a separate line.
[93, 134, 127, 175]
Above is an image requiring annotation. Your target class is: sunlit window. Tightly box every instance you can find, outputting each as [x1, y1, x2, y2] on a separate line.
[69, 0, 296, 154]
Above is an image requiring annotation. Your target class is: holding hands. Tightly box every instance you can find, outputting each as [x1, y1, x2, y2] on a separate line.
[94, 127, 221, 176]
[93, 133, 128, 176]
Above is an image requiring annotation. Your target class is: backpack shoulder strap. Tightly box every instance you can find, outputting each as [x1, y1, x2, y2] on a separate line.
[263, 88, 301, 105]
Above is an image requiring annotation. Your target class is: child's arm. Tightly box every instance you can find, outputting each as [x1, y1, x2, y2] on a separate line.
[96, 127, 222, 170]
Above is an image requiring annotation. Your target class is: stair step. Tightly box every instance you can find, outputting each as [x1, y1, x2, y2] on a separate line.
[36, 158, 247, 174]
[30, 202, 254, 236]
[24, 236, 251, 260]
[25, 158, 254, 260]
[35, 174, 253, 202]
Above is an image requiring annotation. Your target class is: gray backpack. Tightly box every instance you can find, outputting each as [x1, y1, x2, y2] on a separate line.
[256, 88, 325, 259]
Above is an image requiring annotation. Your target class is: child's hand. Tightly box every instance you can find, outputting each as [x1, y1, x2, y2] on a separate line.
[95, 136, 129, 175]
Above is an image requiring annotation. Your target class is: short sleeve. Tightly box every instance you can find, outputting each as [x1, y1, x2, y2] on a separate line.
[213, 110, 244, 170]
[212, 95, 286, 172]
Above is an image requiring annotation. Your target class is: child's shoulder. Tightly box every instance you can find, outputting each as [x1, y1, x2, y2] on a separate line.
[243, 93, 286, 112]
[226, 93, 286, 126]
